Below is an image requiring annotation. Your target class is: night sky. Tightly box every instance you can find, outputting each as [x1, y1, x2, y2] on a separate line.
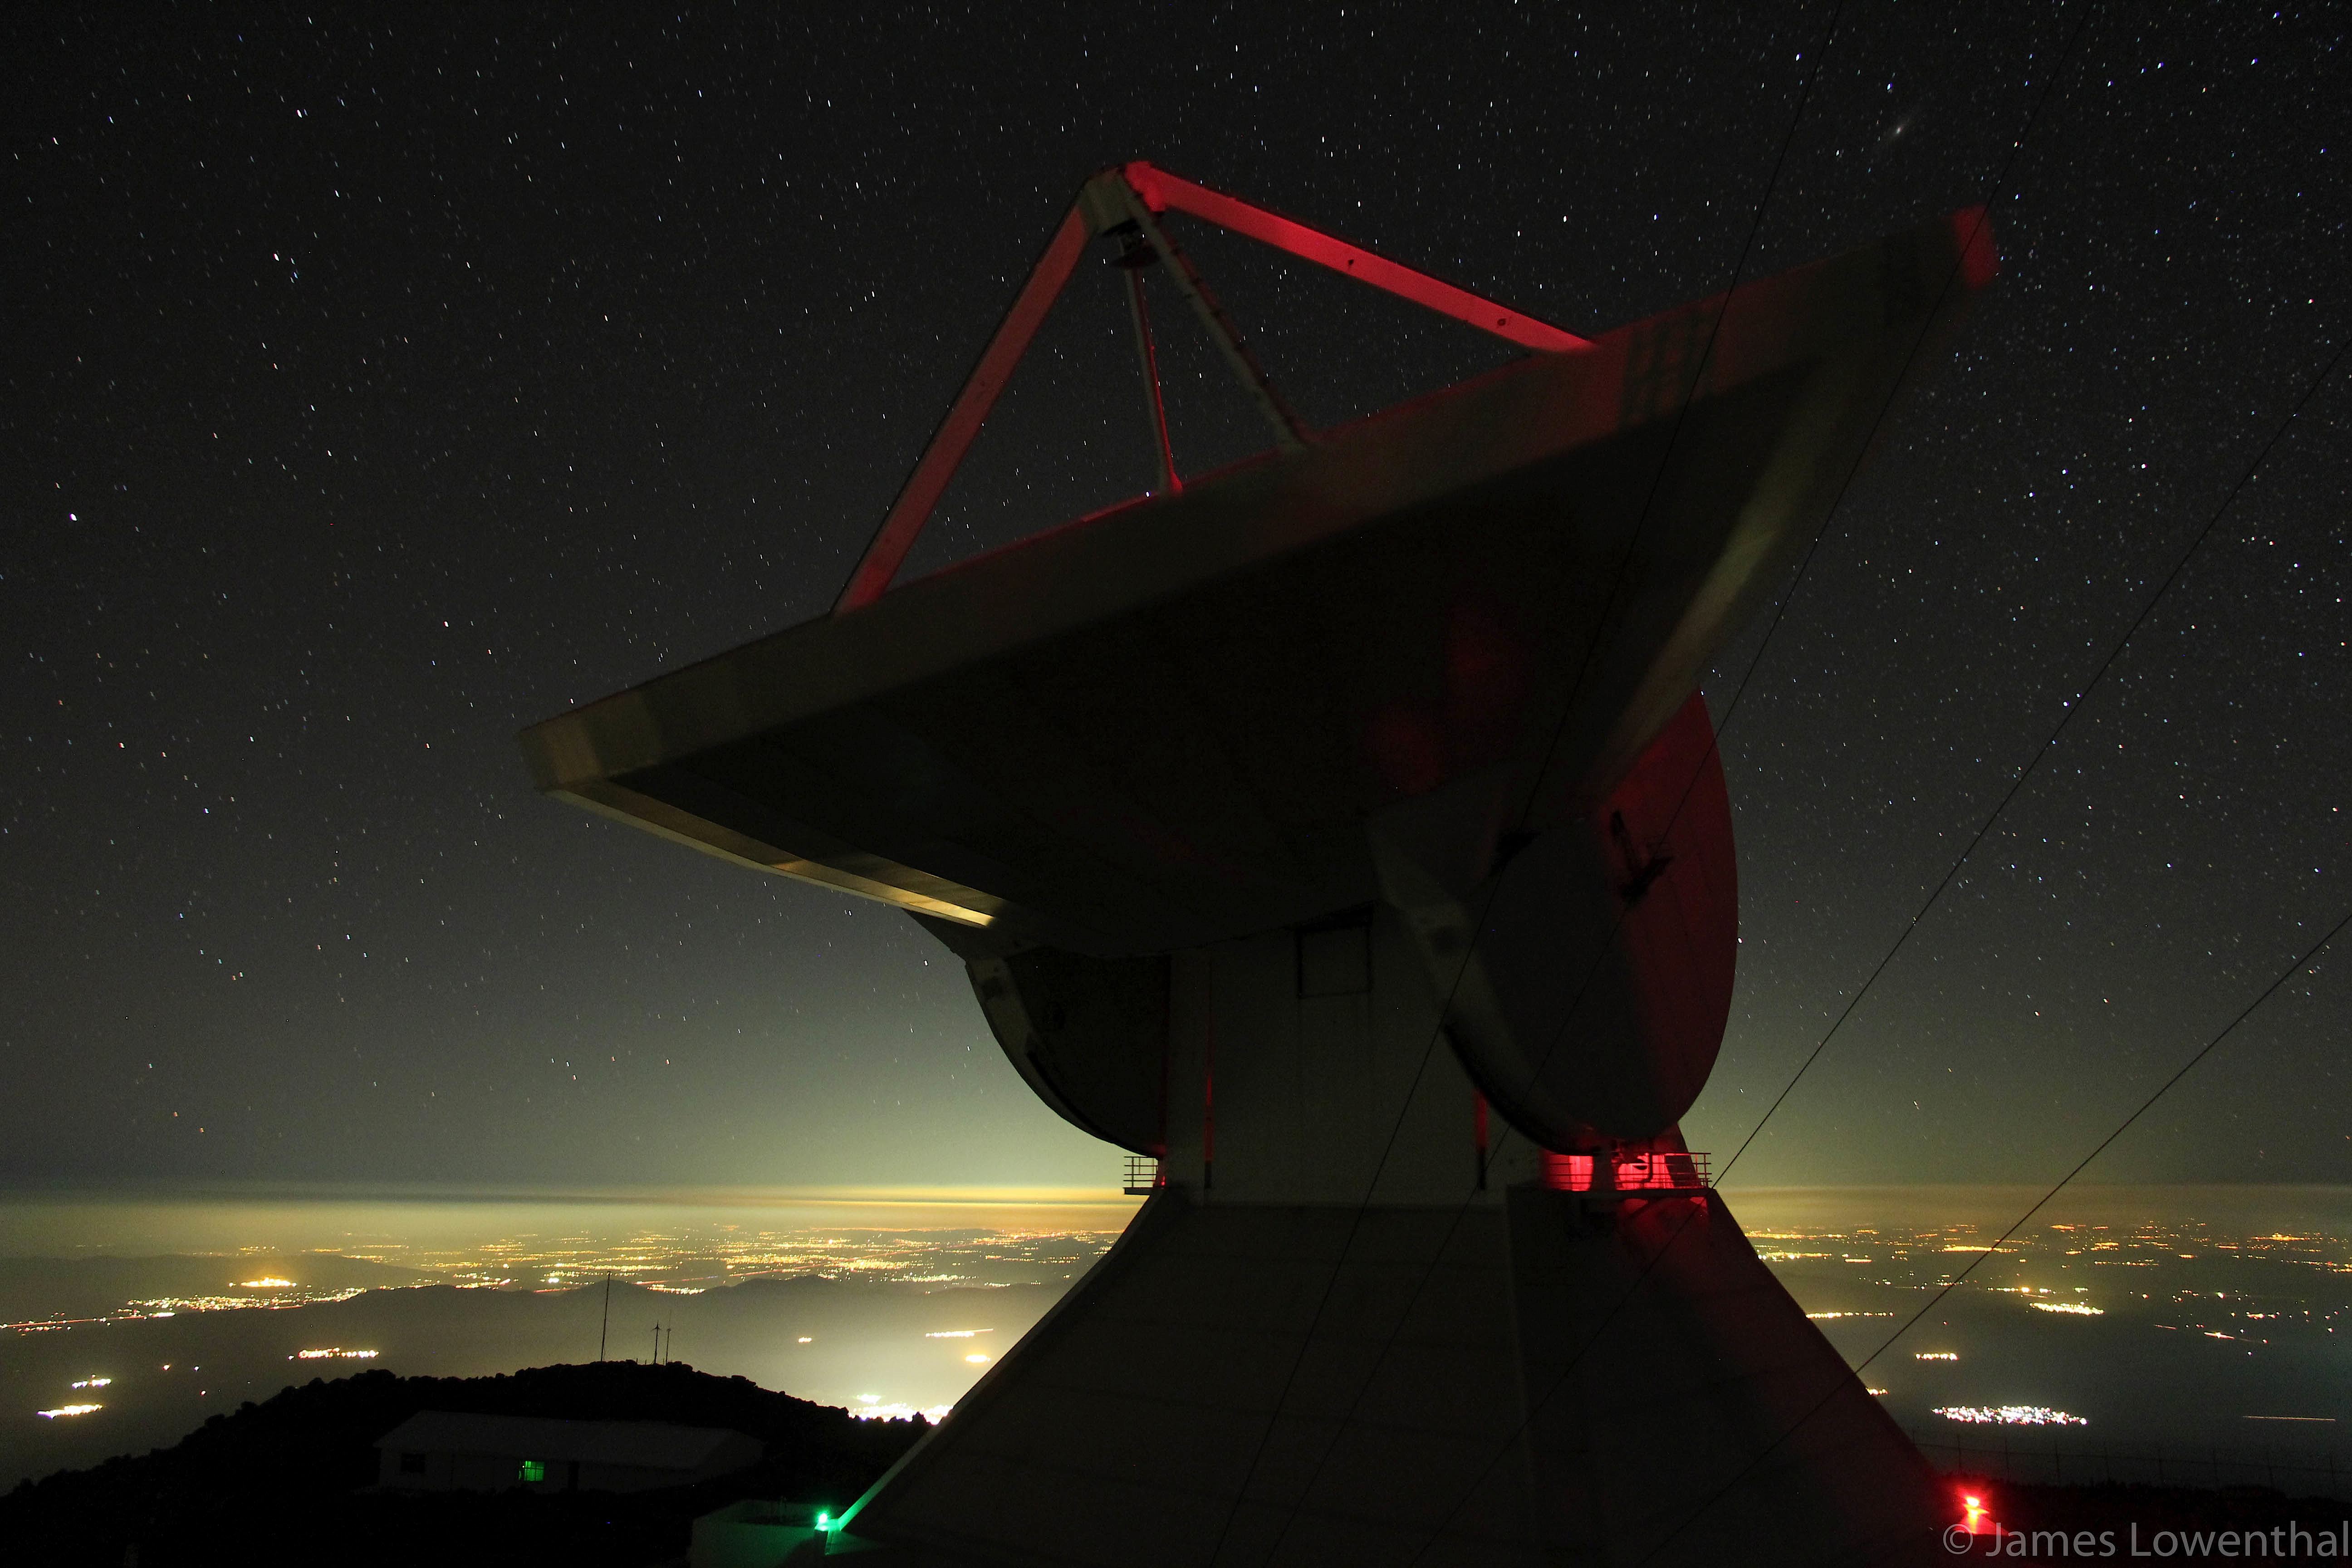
[5, 4, 2345, 1195]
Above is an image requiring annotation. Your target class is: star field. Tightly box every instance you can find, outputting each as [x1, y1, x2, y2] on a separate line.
[2, 3, 2344, 1190]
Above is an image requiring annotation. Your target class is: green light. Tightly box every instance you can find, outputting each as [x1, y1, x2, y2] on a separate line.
[817, 1512, 833, 1530]
[518, 1459, 546, 1483]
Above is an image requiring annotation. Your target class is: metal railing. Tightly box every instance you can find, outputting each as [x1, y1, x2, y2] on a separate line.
[1123, 1151, 1715, 1198]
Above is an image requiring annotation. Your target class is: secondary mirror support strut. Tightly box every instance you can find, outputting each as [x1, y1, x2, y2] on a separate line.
[833, 161, 1588, 614]
[1116, 233, 1181, 499]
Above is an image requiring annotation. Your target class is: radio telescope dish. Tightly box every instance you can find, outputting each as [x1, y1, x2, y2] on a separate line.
[523, 161, 1996, 1564]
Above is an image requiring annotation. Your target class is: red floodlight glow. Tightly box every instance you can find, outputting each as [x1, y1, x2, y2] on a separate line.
[1546, 1152, 1597, 1191]
[1539, 1148, 1710, 1193]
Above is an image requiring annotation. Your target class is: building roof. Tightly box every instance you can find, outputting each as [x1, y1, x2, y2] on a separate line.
[374, 1410, 753, 1470]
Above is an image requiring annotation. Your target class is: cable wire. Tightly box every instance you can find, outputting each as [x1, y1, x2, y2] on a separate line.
[1373, 6, 2141, 1558]
[1631, 905, 2352, 1564]
[1425, 306, 2348, 1568]
[1716, 323, 2352, 1183]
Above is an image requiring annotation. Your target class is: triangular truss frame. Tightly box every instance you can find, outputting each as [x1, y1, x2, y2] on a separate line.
[834, 161, 1590, 612]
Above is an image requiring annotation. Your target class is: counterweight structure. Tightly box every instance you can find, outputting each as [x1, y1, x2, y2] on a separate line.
[520, 162, 1997, 1565]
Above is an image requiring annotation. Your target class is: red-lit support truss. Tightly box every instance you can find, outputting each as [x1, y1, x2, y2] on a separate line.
[833, 161, 1590, 613]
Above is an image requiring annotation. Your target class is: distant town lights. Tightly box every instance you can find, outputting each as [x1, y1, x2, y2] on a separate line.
[1936, 1406, 2087, 1426]
[849, 1400, 956, 1422]
[70, 1377, 112, 1389]
[37, 1403, 102, 1418]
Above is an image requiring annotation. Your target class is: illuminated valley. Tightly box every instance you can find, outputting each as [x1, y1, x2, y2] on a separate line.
[5, 1189, 2349, 1496]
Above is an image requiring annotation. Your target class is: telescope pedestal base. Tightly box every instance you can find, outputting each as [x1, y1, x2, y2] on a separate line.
[838, 1186, 1945, 1566]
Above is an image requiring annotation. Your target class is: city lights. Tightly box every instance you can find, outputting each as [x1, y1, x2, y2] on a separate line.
[128, 1288, 363, 1315]
[9, 1208, 2332, 1487]
[303, 1225, 1118, 1297]
[848, 1400, 956, 1422]
[36, 1403, 102, 1419]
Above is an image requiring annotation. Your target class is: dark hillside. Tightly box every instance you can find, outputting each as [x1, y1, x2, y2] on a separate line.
[0, 1360, 924, 1567]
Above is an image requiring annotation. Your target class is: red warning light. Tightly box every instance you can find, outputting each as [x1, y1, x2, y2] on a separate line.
[1960, 1491, 1989, 1535]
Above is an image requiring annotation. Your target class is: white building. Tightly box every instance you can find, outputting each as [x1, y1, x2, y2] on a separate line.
[374, 1410, 760, 1494]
